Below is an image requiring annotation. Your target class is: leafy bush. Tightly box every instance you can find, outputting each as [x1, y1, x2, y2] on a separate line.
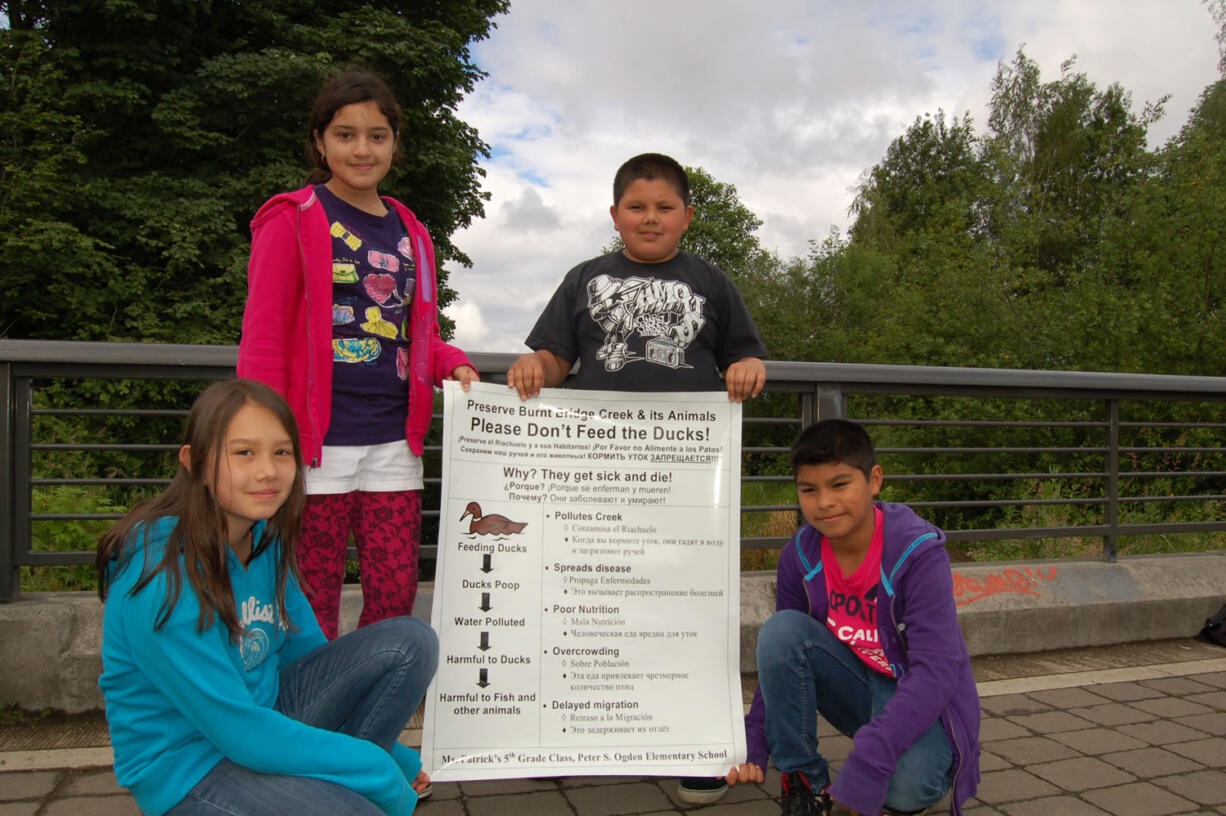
[22, 486, 127, 593]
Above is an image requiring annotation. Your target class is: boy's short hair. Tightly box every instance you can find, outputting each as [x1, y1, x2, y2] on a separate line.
[790, 419, 877, 479]
[613, 153, 691, 207]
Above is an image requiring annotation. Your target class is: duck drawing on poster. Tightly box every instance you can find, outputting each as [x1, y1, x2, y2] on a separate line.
[460, 502, 528, 538]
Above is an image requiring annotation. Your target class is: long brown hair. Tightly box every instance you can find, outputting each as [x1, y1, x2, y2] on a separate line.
[96, 379, 306, 641]
[304, 68, 403, 186]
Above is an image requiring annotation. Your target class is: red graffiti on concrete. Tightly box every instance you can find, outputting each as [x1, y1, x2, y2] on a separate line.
[952, 567, 1058, 607]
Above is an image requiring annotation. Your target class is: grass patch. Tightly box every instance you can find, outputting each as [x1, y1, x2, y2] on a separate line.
[0, 702, 54, 726]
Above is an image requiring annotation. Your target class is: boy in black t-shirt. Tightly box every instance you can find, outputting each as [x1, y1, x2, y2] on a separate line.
[508, 153, 766, 402]
[508, 153, 767, 803]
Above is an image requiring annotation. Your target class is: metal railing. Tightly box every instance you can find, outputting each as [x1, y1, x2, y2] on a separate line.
[4, 339, 1226, 603]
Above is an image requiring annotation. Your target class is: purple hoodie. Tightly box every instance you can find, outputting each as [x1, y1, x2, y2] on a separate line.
[744, 502, 980, 815]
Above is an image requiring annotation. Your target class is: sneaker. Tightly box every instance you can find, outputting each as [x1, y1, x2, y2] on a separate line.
[677, 776, 729, 804]
[779, 772, 830, 816]
[881, 808, 928, 815]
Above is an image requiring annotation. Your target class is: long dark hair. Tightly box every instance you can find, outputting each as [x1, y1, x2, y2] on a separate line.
[96, 379, 306, 641]
[304, 68, 403, 185]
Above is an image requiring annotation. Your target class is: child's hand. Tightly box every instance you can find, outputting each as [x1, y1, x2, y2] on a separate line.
[412, 769, 431, 794]
[507, 353, 546, 400]
[448, 365, 480, 392]
[724, 357, 766, 402]
[725, 762, 764, 786]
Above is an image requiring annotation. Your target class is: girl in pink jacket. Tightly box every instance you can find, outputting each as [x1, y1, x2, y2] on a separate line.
[238, 69, 477, 639]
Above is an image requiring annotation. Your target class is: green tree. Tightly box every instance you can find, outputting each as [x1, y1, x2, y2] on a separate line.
[1110, 79, 1226, 376]
[850, 110, 988, 253]
[842, 110, 1007, 368]
[841, 50, 1167, 374]
[0, 26, 110, 338]
[679, 167, 774, 277]
[0, 0, 508, 342]
[982, 50, 1162, 285]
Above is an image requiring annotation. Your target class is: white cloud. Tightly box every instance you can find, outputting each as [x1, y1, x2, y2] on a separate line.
[443, 0, 1221, 354]
[444, 299, 491, 350]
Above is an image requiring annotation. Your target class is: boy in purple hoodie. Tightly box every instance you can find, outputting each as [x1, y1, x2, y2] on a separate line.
[726, 420, 980, 816]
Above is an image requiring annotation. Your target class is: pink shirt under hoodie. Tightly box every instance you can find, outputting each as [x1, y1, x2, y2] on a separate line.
[237, 185, 473, 464]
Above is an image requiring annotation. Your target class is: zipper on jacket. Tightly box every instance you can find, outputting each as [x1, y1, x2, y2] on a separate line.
[944, 705, 965, 816]
[295, 202, 321, 467]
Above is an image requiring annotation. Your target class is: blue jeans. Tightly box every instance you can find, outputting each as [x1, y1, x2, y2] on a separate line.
[167, 616, 438, 815]
[756, 610, 952, 813]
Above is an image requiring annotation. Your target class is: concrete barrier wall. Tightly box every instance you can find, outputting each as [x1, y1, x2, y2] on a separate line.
[3, 552, 1224, 713]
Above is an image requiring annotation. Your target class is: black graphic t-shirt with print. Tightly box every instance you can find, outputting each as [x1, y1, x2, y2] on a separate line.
[526, 251, 766, 392]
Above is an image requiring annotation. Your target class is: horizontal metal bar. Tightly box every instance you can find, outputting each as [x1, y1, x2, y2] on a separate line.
[892, 472, 1108, 481]
[20, 552, 97, 566]
[33, 409, 189, 417]
[860, 419, 1105, 428]
[879, 447, 1107, 455]
[33, 478, 171, 486]
[1120, 448, 1226, 454]
[905, 498, 1106, 508]
[1123, 494, 1226, 503]
[6, 340, 1226, 399]
[943, 519, 1226, 542]
[892, 471, 1226, 481]
[1119, 421, 1226, 429]
[1110, 520, 1226, 534]
[741, 536, 793, 550]
[906, 495, 1226, 508]
[22, 548, 440, 567]
[1120, 471, 1226, 478]
[32, 444, 180, 452]
[944, 525, 1106, 542]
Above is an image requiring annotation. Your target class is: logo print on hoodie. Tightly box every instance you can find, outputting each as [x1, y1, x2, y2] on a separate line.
[238, 595, 276, 671]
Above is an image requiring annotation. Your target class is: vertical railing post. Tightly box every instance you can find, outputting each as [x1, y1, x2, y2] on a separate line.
[1104, 399, 1120, 562]
[816, 384, 846, 420]
[10, 377, 33, 601]
[0, 361, 14, 603]
[798, 393, 815, 429]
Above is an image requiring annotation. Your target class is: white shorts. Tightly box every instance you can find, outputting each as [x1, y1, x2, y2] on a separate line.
[305, 441, 424, 495]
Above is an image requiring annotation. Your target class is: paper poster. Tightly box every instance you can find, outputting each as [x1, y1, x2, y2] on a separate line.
[422, 381, 746, 781]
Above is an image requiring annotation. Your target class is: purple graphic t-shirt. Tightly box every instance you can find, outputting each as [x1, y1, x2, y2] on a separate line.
[316, 184, 417, 446]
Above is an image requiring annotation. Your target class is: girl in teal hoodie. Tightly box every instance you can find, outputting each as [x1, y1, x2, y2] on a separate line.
[97, 379, 437, 816]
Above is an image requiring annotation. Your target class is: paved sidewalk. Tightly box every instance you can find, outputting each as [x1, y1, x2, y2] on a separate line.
[3, 640, 1225, 816]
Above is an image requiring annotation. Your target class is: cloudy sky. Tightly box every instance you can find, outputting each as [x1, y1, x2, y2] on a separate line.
[442, 1, 1222, 355]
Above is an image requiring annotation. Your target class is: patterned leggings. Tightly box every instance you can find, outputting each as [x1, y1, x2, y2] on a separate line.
[298, 490, 422, 640]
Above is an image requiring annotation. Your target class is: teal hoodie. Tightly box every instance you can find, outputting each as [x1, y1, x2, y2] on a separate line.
[99, 517, 423, 815]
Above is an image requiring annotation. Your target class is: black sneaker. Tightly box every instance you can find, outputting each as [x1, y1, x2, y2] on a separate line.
[779, 772, 830, 816]
[881, 808, 929, 815]
[677, 776, 729, 804]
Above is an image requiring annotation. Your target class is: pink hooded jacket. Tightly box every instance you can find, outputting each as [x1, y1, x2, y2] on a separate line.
[237, 185, 473, 464]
